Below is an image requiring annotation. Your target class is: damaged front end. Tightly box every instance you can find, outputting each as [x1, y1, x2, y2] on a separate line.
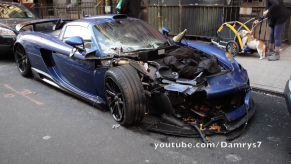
[129, 44, 255, 141]
[107, 41, 254, 141]
[147, 84, 254, 138]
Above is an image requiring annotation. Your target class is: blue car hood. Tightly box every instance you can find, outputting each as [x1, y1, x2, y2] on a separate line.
[179, 40, 249, 98]
[185, 40, 232, 69]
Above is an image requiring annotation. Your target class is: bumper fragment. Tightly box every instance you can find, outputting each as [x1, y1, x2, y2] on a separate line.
[224, 99, 255, 131]
[226, 90, 252, 121]
[164, 84, 198, 95]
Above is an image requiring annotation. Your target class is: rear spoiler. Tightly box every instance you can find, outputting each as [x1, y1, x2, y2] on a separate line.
[15, 18, 73, 31]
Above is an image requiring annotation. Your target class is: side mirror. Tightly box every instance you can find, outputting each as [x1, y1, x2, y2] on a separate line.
[162, 27, 170, 37]
[65, 36, 84, 50]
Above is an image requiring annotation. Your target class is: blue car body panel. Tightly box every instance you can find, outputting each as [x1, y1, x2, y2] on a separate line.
[184, 40, 249, 99]
[16, 31, 108, 107]
[15, 14, 253, 125]
[226, 90, 252, 121]
[180, 40, 251, 121]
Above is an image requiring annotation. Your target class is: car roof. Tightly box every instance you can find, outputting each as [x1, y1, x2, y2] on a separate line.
[66, 14, 138, 27]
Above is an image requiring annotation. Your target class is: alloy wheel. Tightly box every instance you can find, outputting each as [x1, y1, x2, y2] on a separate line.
[105, 76, 124, 122]
[15, 45, 28, 73]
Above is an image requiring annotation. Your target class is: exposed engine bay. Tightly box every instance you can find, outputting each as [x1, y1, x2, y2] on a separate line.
[105, 45, 254, 143]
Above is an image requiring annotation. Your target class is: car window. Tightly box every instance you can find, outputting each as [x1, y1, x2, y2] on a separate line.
[63, 26, 91, 40]
[63, 26, 92, 49]
[0, 3, 36, 18]
[35, 22, 56, 31]
[21, 25, 33, 32]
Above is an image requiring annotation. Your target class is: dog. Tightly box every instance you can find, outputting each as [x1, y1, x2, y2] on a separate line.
[238, 30, 266, 59]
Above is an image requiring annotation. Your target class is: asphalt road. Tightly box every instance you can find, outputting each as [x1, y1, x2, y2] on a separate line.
[0, 55, 291, 164]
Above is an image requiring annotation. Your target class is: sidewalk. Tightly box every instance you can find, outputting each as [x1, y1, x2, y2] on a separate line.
[234, 43, 291, 94]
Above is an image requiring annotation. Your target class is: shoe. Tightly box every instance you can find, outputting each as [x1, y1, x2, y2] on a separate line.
[267, 51, 275, 56]
[268, 54, 280, 61]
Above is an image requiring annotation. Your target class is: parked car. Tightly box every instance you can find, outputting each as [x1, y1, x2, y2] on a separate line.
[13, 14, 255, 139]
[0, 1, 71, 55]
[284, 76, 291, 116]
[0, 1, 37, 54]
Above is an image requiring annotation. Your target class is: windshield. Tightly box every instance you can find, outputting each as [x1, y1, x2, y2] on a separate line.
[93, 20, 167, 55]
[0, 3, 36, 18]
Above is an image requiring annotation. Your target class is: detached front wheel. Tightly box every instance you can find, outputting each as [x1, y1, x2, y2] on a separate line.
[104, 65, 146, 125]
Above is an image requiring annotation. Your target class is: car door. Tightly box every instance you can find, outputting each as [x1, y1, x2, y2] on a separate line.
[51, 25, 97, 95]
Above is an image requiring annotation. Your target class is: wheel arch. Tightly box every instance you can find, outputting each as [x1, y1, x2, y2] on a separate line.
[104, 64, 146, 125]
[13, 42, 22, 55]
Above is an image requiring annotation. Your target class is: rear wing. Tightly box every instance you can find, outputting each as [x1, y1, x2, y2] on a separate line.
[15, 18, 73, 32]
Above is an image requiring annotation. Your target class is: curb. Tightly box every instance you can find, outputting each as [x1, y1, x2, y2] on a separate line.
[251, 86, 284, 97]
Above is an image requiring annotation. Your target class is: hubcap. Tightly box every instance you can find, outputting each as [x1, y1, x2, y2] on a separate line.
[105, 77, 124, 122]
[15, 46, 27, 73]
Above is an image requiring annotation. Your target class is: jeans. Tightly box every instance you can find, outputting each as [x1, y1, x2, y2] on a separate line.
[269, 21, 287, 47]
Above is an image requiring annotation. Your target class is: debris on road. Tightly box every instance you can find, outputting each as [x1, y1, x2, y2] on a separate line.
[112, 124, 120, 129]
[267, 137, 281, 142]
[209, 123, 221, 133]
[43, 136, 51, 140]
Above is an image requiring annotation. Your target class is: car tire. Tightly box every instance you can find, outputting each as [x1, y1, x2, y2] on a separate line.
[14, 44, 32, 77]
[226, 41, 239, 57]
[104, 65, 146, 125]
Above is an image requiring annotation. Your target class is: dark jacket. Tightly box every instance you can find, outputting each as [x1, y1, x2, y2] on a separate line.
[162, 47, 221, 78]
[120, 0, 142, 18]
[266, 0, 290, 27]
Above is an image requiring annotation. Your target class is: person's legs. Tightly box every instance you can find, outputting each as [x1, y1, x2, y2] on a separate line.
[269, 22, 286, 61]
[268, 27, 275, 56]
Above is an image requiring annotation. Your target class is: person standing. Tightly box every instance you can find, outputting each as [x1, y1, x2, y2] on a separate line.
[120, 0, 142, 18]
[254, 0, 290, 61]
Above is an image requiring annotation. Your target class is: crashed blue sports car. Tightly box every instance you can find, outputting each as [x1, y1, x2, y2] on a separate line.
[14, 14, 255, 140]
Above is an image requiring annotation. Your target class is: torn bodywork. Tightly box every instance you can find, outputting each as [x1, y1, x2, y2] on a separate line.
[109, 43, 255, 141]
